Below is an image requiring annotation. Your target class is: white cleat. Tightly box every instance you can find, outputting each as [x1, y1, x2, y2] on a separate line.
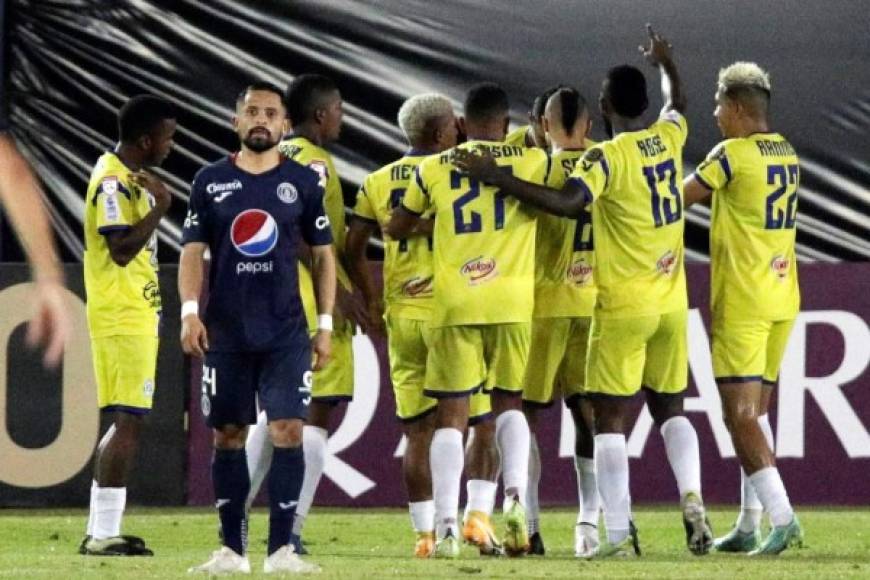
[188, 546, 251, 575]
[263, 545, 321, 574]
[574, 522, 600, 558]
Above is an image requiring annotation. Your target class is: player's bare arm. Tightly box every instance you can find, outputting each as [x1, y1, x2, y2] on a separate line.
[683, 175, 713, 208]
[384, 205, 422, 240]
[178, 241, 209, 358]
[345, 218, 385, 334]
[310, 243, 336, 370]
[453, 149, 587, 217]
[104, 170, 172, 267]
[639, 24, 686, 114]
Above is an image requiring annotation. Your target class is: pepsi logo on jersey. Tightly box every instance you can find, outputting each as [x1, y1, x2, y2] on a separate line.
[231, 209, 278, 274]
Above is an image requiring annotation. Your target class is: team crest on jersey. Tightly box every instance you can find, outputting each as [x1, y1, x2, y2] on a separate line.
[656, 250, 677, 276]
[201, 394, 211, 417]
[231, 209, 279, 257]
[402, 276, 433, 297]
[460, 256, 497, 285]
[277, 182, 298, 204]
[771, 255, 790, 280]
[567, 259, 593, 286]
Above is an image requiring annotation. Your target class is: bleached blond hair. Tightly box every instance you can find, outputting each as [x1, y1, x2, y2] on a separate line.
[717, 62, 771, 94]
[397, 93, 453, 144]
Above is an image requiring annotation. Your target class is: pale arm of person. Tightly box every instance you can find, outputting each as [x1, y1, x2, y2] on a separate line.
[683, 175, 713, 208]
[0, 135, 69, 367]
[104, 170, 171, 266]
[179, 242, 209, 358]
[640, 24, 686, 114]
[310, 243, 336, 371]
[345, 217, 385, 334]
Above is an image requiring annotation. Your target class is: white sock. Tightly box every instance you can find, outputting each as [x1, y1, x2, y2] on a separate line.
[574, 456, 600, 525]
[92, 487, 126, 540]
[495, 410, 530, 506]
[430, 428, 464, 539]
[749, 466, 794, 527]
[86, 480, 98, 536]
[464, 479, 497, 518]
[245, 411, 273, 512]
[526, 434, 541, 533]
[660, 416, 702, 500]
[737, 414, 774, 532]
[293, 425, 327, 536]
[409, 500, 435, 533]
[595, 434, 631, 544]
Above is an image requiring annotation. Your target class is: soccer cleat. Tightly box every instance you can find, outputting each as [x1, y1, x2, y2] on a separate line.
[414, 531, 436, 558]
[188, 546, 251, 575]
[713, 526, 761, 553]
[502, 496, 530, 557]
[433, 530, 460, 559]
[591, 521, 641, 559]
[263, 545, 321, 574]
[528, 532, 545, 556]
[289, 533, 309, 556]
[82, 536, 154, 556]
[748, 517, 803, 556]
[574, 522, 599, 558]
[682, 493, 713, 556]
[462, 511, 504, 556]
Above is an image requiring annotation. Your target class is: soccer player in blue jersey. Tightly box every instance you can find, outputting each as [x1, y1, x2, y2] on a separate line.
[181, 82, 335, 575]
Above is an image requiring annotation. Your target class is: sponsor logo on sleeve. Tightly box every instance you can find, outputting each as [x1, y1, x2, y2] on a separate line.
[460, 256, 498, 285]
[277, 182, 298, 204]
[101, 177, 120, 222]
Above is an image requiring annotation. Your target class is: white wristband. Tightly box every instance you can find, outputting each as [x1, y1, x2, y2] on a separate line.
[181, 300, 199, 319]
[317, 314, 333, 332]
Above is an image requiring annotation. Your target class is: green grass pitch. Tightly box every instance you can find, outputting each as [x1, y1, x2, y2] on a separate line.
[0, 507, 868, 578]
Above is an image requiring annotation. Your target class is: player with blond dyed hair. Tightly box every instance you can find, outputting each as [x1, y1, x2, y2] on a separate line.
[683, 62, 803, 555]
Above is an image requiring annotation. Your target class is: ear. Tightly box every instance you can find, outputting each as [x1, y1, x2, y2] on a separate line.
[458, 116, 467, 135]
[137, 133, 153, 152]
[282, 118, 289, 135]
[314, 107, 326, 125]
[232, 115, 240, 131]
[501, 117, 509, 135]
[585, 118, 593, 138]
[542, 115, 551, 135]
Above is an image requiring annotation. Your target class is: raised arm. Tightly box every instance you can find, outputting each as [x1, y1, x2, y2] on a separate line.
[105, 170, 171, 266]
[640, 24, 686, 114]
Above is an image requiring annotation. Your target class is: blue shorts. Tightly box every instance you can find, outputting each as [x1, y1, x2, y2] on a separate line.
[200, 345, 312, 428]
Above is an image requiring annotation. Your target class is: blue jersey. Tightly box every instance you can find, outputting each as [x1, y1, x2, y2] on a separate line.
[182, 154, 333, 352]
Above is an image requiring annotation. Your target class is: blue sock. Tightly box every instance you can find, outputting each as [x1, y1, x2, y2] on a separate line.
[212, 448, 250, 556]
[268, 446, 305, 555]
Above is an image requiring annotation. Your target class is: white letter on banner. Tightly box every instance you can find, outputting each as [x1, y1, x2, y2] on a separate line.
[322, 333, 378, 497]
[778, 311, 870, 458]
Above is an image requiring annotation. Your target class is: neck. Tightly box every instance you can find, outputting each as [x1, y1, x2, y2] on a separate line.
[408, 141, 440, 155]
[114, 143, 144, 171]
[551, 132, 586, 152]
[732, 117, 770, 138]
[292, 123, 325, 147]
[609, 115, 647, 136]
[235, 146, 281, 174]
[467, 131, 504, 142]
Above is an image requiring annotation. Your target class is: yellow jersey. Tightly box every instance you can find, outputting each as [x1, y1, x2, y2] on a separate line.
[534, 147, 596, 318]
[83, 152, 160, 338]
[568, 111, 688, 318]
[694, 133, 800, 321]
[354, 152, 432, 320]
[402, 140, 549, 327]
[505, 125, 532, 148]
[279, 135, 352, 329]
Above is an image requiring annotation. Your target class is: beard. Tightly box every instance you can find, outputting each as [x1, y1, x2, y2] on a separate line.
[242, 128, 278, 153]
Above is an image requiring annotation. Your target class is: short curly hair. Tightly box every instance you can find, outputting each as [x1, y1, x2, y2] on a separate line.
[397, 93, 453, 144]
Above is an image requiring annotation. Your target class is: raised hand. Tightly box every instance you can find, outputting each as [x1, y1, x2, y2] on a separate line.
[639, 24, 674, 67]
[130, 170, 172, 211]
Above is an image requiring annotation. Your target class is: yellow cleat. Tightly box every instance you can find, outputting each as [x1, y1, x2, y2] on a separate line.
[462, 511, 504, 556]
[414, 531, 436, 558]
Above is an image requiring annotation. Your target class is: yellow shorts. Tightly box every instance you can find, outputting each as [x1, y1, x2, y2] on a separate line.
[586, 310, 687, 397]
[424, 323, 531, 397]
[386, 313, 437, 422]
[712, 318, 795, 385]
[311, 320, 355, 404]
[523, 317, 591, 406]
[92, 335, 158, 413]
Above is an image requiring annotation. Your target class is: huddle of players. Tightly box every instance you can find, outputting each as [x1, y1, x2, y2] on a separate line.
[76, 22, 802, 572]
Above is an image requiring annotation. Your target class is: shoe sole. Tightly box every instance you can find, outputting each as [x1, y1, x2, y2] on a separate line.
[463, 528, 504, 556]
[683, 506, 712, 556]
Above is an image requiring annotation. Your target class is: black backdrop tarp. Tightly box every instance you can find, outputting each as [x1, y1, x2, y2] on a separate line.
[3, 0, 869, 263]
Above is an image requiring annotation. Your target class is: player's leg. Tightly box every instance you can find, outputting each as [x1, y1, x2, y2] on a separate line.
[487, 323, 533, 556]
[244, 410, 272, 513]
[585, 314, 652, 558]
[424, 325, 484, 558]
[293, 320, 355, 549]
[463, 404, 502, 556]
[189, 352, 255, 574]
[644, 309, 710, 556]
[83, 335, 156, 557]
[405, 413, 437, 557]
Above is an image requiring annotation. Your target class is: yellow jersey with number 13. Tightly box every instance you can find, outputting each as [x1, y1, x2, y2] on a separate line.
[84, 151, 161, 338]
[402, 140, 549, 328]
[568, 111, 688, 319]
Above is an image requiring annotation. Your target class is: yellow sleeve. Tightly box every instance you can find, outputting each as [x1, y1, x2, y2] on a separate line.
[567, 146, 609, 202]
[401, 165, 430, 215]
[527, 150, 551, 186]
[353, 176, 378, 222]
[656, 110, 688, 147]
[94, 175, 136, 233]
[544, 154, 564, 188]
[693, 142, 733, 191]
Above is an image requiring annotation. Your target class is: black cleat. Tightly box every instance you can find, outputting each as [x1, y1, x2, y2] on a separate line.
[528, 532, 546, 556]
[628, 520, 642, 556]
[290, 533, 308, 555]
[81, 535, 153, 556]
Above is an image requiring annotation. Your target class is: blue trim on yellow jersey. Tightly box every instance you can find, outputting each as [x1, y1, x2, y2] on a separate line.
[413, 167, 428, 196]
[97, 224, 131, 235]
[693, 172, 714, 191]
[423, 383, 483, 399]
[719, 154, 733, 183]
[600, 156, 611, 188]
[762, 378, 778, 387]
[522, 398, 556, 409]
[101, 404, 151, 415]
[715, 375, 764, 384]
[563, 392, 589, 407]
[399, 203, 423, 217]
[468, 412, 493, 426]
[406, 149, 430, 157]
[566, 177, 595, 206]
[398, 406, 437, 424]
[665, 118, 682, 130]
